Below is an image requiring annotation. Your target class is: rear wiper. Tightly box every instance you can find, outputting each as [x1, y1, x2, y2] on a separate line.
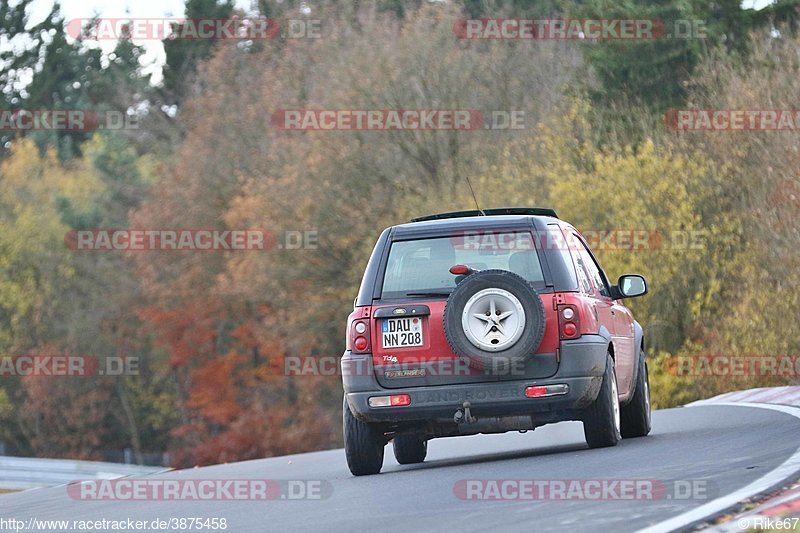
[404, 291, 451, 298]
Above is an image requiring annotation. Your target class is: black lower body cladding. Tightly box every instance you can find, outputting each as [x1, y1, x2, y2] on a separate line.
[342, 335, 609, 424]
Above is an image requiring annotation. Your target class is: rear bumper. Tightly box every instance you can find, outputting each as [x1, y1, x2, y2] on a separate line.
[342, 334, 608, 424]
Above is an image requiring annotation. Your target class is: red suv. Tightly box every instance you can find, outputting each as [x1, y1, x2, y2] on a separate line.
[342, 208, 650, 475]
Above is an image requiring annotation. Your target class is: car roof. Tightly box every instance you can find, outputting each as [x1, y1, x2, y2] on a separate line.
[411, 207, 557, 222]
[391, 214, 560, 239]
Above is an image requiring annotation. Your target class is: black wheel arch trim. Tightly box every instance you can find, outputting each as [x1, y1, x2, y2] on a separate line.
[597, 325, 613, 348]
[631, 320, 645, 383]
[622, 321, 646, 406]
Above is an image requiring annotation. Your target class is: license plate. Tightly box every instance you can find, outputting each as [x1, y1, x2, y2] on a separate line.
[382, 317, 424, 348]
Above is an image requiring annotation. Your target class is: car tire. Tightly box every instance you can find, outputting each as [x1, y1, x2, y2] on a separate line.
[583, 354, 621, 448]
[343, 397, 385, 476]
[443, 269, 546, 372]
[620, 347, 651, 438]
[393, 434, 427, 464]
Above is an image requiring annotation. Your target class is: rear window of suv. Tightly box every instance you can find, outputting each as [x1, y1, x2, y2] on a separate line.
[380, 231, 545, 299]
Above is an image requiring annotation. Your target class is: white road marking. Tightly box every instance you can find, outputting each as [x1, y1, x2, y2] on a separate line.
[638, 402, 800, 533]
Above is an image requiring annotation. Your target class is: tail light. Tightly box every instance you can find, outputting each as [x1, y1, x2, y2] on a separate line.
[369, 394, 411, 407]
[349, 318, 372, 353]
[557, 304, 581, 340]
[525, 384, 569, 398]
[450, 264, 473, 275]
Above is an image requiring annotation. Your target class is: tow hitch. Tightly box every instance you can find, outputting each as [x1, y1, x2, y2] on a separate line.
[454, 401, 477, 424]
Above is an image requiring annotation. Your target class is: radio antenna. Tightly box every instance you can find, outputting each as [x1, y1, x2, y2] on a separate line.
[465, 176, 485, 215]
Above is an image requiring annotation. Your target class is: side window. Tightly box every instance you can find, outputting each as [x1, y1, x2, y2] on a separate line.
[545, 224, 578, 289]
[572, 250, 593, 294]
[574, 234, 609, 297]
[587, 256, 608, 297]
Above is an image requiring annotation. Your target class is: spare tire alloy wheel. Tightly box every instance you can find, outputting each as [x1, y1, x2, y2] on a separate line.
[462, 288, 526, 351]
[444, 270, 546, 372]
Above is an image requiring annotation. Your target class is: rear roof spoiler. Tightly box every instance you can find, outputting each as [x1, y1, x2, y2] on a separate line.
[411, 207, 558, 223]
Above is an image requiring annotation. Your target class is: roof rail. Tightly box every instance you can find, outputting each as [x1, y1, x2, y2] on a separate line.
[411, 207, 558, 223]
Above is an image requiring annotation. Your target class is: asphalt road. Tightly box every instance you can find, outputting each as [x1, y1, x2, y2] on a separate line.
[2, 404, 799, 533]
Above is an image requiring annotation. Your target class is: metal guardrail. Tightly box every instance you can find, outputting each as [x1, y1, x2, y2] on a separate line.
[0, 456, 168, 491]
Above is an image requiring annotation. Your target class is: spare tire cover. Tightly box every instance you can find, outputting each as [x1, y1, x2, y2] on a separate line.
[443, 269, 546, 372]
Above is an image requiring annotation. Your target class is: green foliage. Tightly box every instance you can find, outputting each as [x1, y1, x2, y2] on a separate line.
[571, 0, 797, 143]
[1, 3, 152, 159]
[1, 0, 799, 462]
[161, 0, 234, 101]
[0, 0, 61, 106]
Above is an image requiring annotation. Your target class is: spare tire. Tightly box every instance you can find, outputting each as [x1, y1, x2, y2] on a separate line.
[444, 269, 546, 372]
